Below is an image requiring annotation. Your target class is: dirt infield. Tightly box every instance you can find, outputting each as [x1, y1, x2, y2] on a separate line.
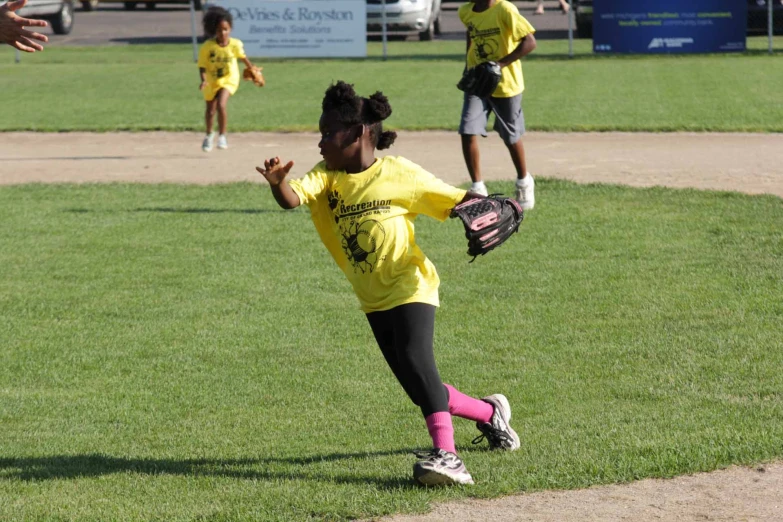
[382, 462, 783, 522]
[3, 131, 783, 198]
[2, 131, 782, 521]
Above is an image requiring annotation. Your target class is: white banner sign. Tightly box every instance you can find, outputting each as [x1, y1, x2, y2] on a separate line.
[209, 0, 367, 58]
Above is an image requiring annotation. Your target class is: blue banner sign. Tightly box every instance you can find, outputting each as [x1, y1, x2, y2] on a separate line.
[593, 0, 746, 54]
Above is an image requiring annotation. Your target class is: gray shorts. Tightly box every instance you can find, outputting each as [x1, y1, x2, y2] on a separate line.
[458, 92, 525, 145]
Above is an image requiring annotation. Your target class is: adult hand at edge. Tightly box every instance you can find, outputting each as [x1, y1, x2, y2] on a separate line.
[0, 0, 49, 53]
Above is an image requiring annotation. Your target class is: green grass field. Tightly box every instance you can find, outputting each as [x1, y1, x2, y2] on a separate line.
[1, 38, 782, 132]
[1, 180, 782, 521]
[2, 34, 782, 520]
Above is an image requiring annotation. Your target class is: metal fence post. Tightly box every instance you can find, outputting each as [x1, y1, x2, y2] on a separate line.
[381, 0, 388, 61]
[190, 0, 199, 63]
[769, 0, 774, 54]
[568, 0, 573, 58]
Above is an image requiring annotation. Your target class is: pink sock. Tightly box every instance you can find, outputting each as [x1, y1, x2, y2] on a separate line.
[444, 384, 493, 425]
[425, 412, 456, 454]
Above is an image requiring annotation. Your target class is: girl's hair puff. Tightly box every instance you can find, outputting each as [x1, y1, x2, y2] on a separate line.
[203, 6, 232, 39]
[322, 81, 397, 150]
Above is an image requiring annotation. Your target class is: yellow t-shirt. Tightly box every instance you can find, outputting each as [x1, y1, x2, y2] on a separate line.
[289, 156, 467, 313]
[197, 38, 246, 101]
[459, 0, 535, 98]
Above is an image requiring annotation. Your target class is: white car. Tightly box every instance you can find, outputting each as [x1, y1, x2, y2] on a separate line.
[15, 0, 75, 34]
[366, 0, 442, 41]
[73, 0, 203, 11]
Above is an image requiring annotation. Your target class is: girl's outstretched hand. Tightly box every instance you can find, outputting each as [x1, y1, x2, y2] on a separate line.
[256, 157, 294, 186]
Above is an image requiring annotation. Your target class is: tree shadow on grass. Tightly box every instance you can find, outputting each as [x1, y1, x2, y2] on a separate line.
[0, 450, 420, 489]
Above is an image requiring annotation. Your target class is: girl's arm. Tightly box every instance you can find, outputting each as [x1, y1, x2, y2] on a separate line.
[256, 157, 301, 210]
[198, 67, 207, 90]
[241, 57, 254, 69]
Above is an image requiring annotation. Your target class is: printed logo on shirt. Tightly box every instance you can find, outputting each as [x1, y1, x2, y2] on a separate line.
[466, 22, 501, 39]
[328, 190, 392, 223]
[340, 219, 386, 274]
[209, 49, 235, 65]
[466, 22, 500, 60]
[328, 190, 391, 273]
[328, 190, 340, 215]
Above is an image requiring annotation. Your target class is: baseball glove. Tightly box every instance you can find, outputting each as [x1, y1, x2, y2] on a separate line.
[450, 195, 524, 261]
[456, 61, 502, 99]
[243, 66, 265, 87]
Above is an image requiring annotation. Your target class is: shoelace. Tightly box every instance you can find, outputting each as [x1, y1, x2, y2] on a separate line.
[471, 424, 514, 447]
[413, 449, 445, 460]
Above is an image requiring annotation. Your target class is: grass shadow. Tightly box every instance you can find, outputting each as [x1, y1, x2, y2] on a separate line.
[4, 156, 130, 161]
[0, 449, 422, 489]
[131, 207, 290, 214]
[62, 207, 299, 215]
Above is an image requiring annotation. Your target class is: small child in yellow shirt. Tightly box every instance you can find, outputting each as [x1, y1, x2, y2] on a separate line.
[197, 6, 258, 152]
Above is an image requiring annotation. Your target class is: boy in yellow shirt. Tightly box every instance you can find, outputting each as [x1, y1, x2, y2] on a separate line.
[255, 81, 521, 486]
[459, 0, 537, 209]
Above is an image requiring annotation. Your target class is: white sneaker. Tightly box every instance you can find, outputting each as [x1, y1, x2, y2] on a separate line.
[217, 134, 228, 150]
[413, 449, 474, 486]
[472, 394, 521, 451]
[470, 182, 488, 197]
[515, 174, 535, 211]
[202, 133, 215, 152]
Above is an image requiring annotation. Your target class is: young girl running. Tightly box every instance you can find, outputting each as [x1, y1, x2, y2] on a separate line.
[256, 81, 520, 486]
[197, 6, 258, 152]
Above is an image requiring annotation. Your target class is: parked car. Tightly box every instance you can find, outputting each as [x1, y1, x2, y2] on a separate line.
[78, 0, 202, 11]
[16, 0, 75, 34]
[366, 0, 442, 41]
[572, 0, 782, 39]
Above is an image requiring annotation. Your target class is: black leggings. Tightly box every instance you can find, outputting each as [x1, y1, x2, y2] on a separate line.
[366, 303, 449, 417]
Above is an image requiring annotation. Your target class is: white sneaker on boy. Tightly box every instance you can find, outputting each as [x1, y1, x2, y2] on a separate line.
[470, 182, 488, 197]
[515, 173, 535, 211]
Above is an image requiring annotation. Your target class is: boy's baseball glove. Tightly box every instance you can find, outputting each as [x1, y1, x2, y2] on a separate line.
[457, 61, 502, 99]
[243, 66, 265, 87]
[450, 195, 524, 261]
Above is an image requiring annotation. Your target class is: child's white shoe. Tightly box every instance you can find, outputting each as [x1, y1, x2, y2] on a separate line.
[202, 133, 215, 152]
[217, 134, 228, 150]
[515, 174, 535, 211]
[472, 394, 521, 451]
[413, 449, 474, 486]
[470, 181, 488, 197]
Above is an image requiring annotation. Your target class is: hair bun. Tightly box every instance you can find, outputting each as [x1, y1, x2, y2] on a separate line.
[363, 92, 392, 123]
[322, 81, 361, 115]
[376, 130, 397, 150]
